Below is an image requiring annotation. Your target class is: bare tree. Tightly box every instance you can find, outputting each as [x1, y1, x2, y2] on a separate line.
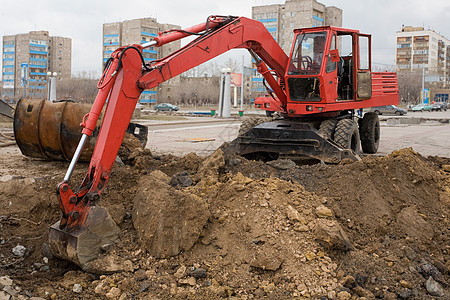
[397, 71, 422, 105]
[57, 74, 99, 103]
[172, 76, 220, 106]
[220, 58, 241, 73]
[182, 62, 211, 77]
[74, 70, 101, 80]
[207, 61, 223, 77]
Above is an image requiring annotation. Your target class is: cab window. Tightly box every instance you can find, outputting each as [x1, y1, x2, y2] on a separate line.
[326, 34, 337, 73]
[288, 31, 327, 75]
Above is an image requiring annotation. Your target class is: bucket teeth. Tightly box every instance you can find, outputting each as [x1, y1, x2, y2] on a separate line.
[48, 206, 120, 268]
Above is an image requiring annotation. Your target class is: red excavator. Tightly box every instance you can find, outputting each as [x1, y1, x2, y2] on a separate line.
[48, 15, 398, 267]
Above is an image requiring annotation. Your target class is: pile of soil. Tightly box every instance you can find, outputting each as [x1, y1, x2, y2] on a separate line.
[0, 146, 448, 299]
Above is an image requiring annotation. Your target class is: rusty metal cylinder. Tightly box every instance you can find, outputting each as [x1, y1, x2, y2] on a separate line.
[13, 99, 97, 162]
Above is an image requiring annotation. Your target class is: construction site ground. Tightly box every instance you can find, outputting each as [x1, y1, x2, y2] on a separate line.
[0, 110, 449, 299]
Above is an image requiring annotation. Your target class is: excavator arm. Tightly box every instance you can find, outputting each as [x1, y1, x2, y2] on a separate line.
[50, 15, 289, 267]
[138, 16, 288, 100]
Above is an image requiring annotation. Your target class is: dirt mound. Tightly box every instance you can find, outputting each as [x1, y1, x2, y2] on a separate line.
[227, 148, 450, 298]
[0, 147, 448, 299]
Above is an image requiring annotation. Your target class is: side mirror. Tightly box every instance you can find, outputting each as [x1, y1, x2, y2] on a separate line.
[330, 49, 340, 63]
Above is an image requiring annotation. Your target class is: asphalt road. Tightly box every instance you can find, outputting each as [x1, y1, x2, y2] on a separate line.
[141, 110, 450, 158]
[377, 111, 450, 157]
[144, 118, 241, 156]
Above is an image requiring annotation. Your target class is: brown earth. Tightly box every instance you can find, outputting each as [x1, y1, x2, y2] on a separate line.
[0, 137, 449, 299]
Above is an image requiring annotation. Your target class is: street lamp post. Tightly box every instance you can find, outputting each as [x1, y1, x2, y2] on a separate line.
[218, 68, 231, 118]
[47, 71, 57, 102]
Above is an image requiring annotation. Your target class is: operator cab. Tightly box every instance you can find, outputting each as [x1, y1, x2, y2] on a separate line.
[286, 26, 372, 113]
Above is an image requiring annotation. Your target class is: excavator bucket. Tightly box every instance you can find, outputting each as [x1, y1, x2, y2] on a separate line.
[48, 206, 120, 268]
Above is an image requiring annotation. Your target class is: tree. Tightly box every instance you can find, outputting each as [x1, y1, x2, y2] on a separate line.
[182, 63, 210, 77]
[172, 76, 220, 106]
[57, 74, 99, 103]
[220, 58, 241, 73]
[397, 70, 422, 105]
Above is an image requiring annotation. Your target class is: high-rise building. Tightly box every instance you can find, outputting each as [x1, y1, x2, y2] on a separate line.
[395, 26, 450, 83]
[1, 31, 71, 101]
[102, 18, 181, 104]
[251, 0, 342, 95]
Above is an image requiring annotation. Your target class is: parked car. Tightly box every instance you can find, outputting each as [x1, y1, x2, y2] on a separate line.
[369, 105, 407, 115]
[411, 103, 433, 112]
[431, 102, 448, 111]
[154, 103, 179, 112]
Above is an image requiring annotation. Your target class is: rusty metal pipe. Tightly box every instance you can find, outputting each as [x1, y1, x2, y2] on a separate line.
[13, 99, 96, 162]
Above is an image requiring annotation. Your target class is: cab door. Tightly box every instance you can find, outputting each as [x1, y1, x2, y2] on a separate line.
[322, 33, 338, 101]
[356, 34, 372, 99]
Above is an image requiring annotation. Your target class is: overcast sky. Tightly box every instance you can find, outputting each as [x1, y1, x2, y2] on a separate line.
[1, 0, 450, 79]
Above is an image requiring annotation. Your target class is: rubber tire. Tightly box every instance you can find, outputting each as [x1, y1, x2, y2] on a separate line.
[238, 116, 272, 136]
[318, 119, 337, 140]
[334, 119, 360, 154]
[374, 110, 381, 115]
[359, 112, 380, 154]
[395, 111, 401, 116]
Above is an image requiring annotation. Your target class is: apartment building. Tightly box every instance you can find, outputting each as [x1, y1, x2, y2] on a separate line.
[250, 0, 342, 95]
[102, 18, 181, 103]
[2, 31, 71, 101]
[396, 26, 450, 82]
